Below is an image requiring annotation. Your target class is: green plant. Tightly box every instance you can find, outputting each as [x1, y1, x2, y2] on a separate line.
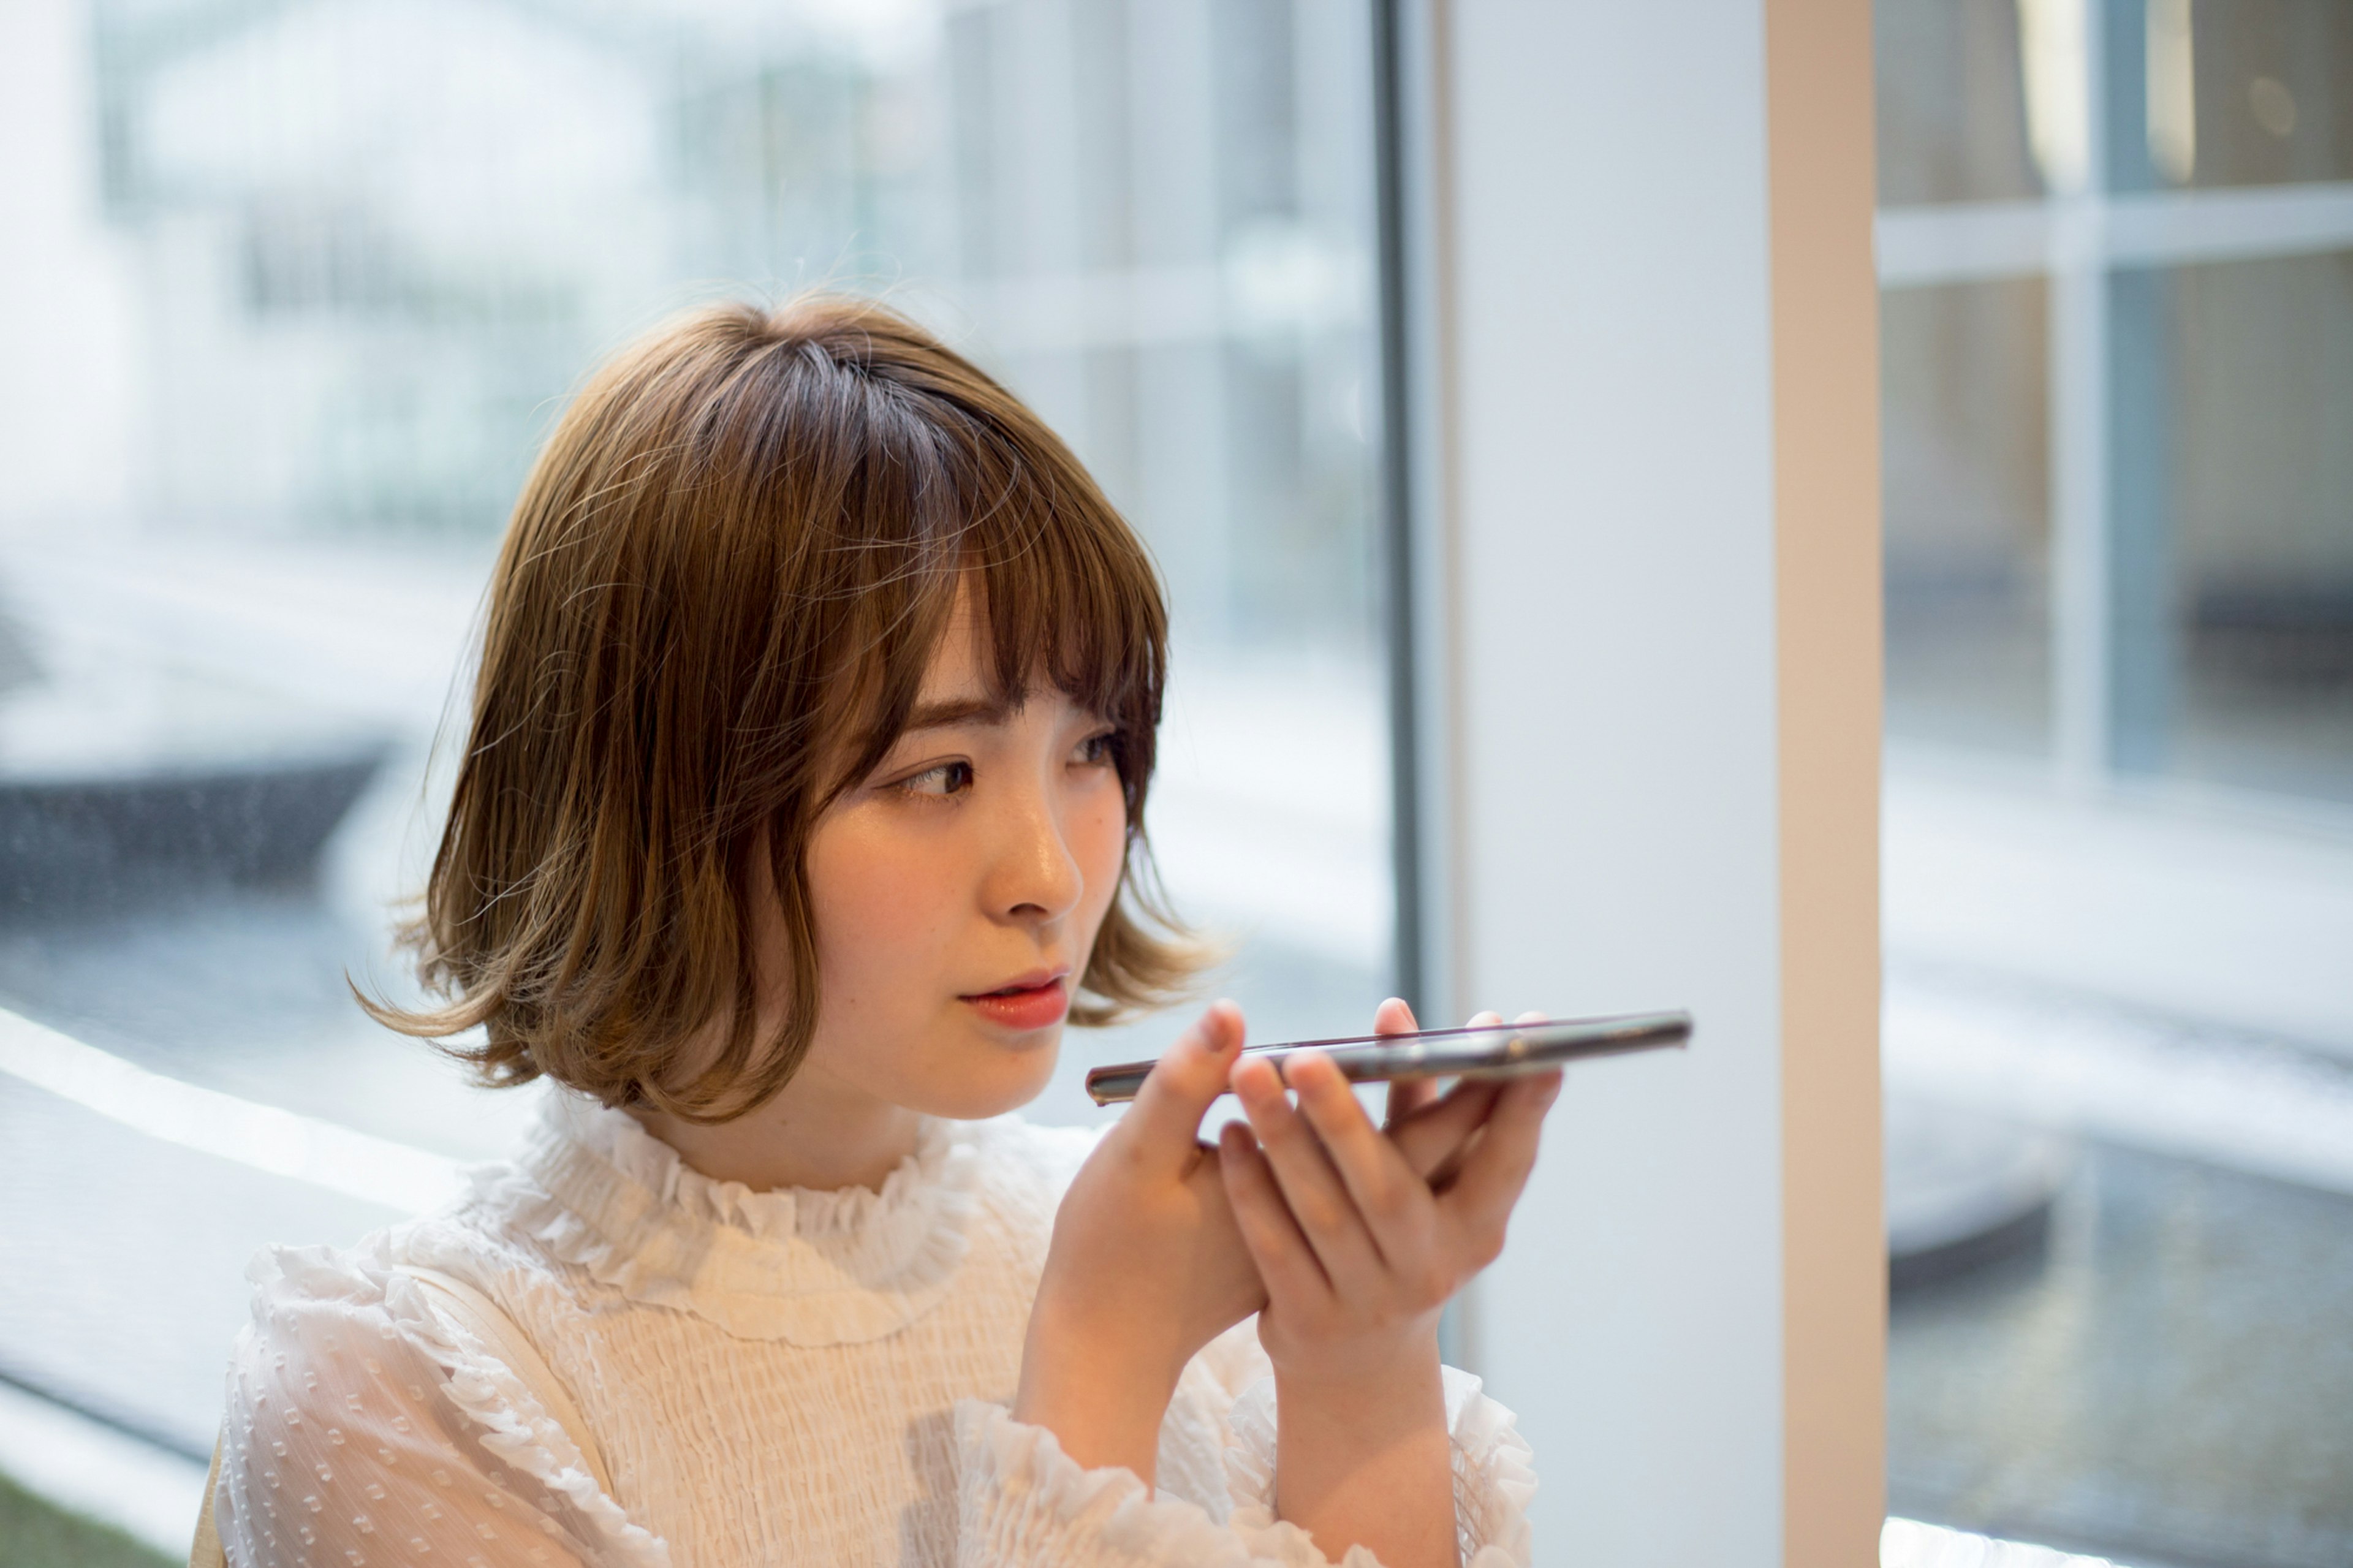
[0, 1470, 174, 1568]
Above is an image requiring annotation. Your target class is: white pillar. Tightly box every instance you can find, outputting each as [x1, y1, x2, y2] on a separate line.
[1402, 2, 1885, 1562]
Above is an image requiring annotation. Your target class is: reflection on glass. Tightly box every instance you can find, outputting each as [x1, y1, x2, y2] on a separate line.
[2124, 0, 2353, 191]
[2112, 251, 2353, 800]
[1882, 278, 2053, 756]
[1876, 0, 2045, 205]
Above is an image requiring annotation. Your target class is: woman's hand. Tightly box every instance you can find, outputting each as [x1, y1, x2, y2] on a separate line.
[1222, 1001, 1558, 1386]
[1013, 1002, 1263, 1482]
[1219, 1001, 1562, 1568]
[1012, 999, 1523, 1489]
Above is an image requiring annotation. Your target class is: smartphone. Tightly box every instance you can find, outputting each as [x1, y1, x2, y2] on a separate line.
[1083, 1008, 1692, 1105]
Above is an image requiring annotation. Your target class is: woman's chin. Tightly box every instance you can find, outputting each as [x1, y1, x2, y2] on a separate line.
[920, 1028, 1063, 1121]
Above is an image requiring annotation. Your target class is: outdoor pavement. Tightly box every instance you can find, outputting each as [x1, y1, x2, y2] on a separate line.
[1889, 1141, 2353, 1568]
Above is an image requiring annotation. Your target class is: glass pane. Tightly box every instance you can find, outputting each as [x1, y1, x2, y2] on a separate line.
[0, 0, 1390, 1477]
[2109, 249, 2353, 800]
[1876, 0, 2045, 205]
[1882, 278, 2053, 756]
[2128, 0, 2353, 191]
[1881, 13, 2353, 1568]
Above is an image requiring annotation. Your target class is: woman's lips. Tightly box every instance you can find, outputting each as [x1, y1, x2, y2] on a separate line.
[961, 978, 1069, 1031]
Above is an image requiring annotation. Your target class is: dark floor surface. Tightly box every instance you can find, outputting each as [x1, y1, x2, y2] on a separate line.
[1889, 1143, 2353, 1568]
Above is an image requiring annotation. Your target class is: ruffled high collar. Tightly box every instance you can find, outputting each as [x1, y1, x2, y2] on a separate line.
[495, 1092, 982, 1346]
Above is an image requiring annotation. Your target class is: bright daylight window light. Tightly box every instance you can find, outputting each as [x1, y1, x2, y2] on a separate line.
[2145, 0, 2196, 184]
[2018, 0, 2092, 194]
[1883, 1515, 2136, 1567]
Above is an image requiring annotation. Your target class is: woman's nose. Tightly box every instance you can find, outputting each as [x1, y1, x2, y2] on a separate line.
[990, 786, 1085, 925]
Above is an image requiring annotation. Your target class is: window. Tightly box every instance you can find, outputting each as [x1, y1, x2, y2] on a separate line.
[1877, 2, 2353, 1561]
[1879, 0, 2353, 797]
[0, 0, 1393, 1488]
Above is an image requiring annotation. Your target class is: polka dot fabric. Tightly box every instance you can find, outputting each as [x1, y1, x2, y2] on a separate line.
[216, 1270, 619, 1568]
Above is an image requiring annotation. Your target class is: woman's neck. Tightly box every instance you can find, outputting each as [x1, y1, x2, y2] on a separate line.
[629, 1062, 923, 1194]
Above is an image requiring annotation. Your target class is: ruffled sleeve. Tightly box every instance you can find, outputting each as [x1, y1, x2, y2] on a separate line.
[214, 1240, 668, 1568]
[951, 1335, 1536, 1568]
[955, 1401, 1270, 1568]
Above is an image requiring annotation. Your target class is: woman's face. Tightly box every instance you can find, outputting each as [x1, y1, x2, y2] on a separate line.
[795, 597, 1131, 1121]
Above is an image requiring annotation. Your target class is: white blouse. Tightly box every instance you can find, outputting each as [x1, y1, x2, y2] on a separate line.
[213, 1094, 1536, 1568]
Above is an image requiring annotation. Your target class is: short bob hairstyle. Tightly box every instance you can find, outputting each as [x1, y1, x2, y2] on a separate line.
[369, 295, 1199, 1121]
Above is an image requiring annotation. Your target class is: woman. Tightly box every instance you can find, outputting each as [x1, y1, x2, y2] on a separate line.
[211, 296, 1550, 1568]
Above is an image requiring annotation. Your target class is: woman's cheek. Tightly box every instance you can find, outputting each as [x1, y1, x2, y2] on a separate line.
[809, 817, 960, 980]
[860, 845, 964, 955]
[1075, 789, 1128, 928]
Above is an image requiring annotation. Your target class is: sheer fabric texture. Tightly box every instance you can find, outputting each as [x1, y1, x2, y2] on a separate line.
[215, 1094, 1537, 1568]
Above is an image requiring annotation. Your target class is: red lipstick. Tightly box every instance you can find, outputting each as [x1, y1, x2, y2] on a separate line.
[961, 974, 1070, 1031]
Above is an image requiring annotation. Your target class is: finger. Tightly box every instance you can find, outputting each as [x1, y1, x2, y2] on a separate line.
[1409, 1009, 1508, 1173]
[1373, 998, 1441, 1127]
[1230, 1053, 1384, 1287]
[1388, 1076, 1505, 1181]
[1287, 1051, 1433, 1268]
[1387, 1007, 1503, 1168]
[1441, 1069, 1565, 1242]
[1217, 1122, 1331, 1306]
[1121, 1001, 1246, 1173]
[1386, 1074, 1441, 1128]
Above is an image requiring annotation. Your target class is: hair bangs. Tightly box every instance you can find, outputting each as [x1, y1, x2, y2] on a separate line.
[820, 375, 1167, 819]
[971, 471, 1166, 800]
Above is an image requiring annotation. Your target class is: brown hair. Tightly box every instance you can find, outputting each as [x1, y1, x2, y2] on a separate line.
[366, 295, 1200, 1121]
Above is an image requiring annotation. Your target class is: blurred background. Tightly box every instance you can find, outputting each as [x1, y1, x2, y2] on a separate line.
[1876, 2, 2353, 1564]
[0, 1, 1396, 1558]
[0, 1, 2343, 1566]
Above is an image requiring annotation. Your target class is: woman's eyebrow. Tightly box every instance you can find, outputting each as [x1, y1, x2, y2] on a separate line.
[901, 694, 1018, 733]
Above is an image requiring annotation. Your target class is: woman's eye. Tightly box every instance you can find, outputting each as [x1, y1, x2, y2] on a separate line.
[899, 760, 974, 798]
[1072, 731, 1117, 768]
